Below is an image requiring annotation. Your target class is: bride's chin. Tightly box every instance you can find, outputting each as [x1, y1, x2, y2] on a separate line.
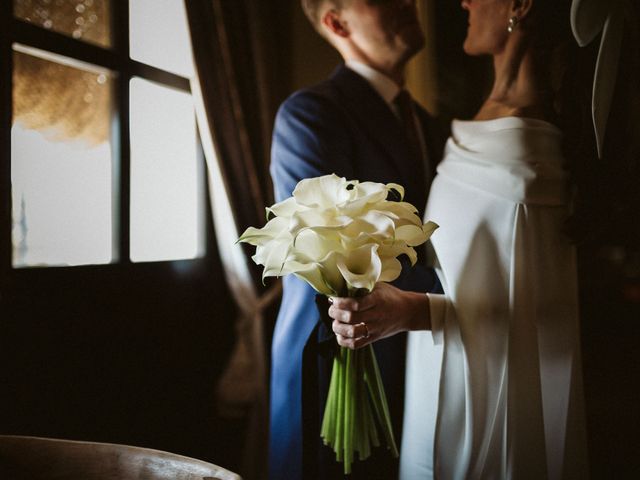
[462, 39, 479, 56]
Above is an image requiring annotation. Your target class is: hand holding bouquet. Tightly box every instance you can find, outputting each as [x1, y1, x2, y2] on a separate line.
[239, 174, 437, 473]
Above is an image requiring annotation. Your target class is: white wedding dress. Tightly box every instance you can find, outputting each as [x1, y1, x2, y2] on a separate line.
[400, 117, 589, 480]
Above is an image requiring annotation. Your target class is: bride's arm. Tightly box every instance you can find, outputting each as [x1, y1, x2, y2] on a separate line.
[328, 282, 444, 349]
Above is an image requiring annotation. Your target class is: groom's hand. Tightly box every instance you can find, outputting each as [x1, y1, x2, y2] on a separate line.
[328, 282, 430, 349]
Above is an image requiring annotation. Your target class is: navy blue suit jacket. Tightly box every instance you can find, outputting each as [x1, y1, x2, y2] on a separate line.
[268, 65, 445, 480]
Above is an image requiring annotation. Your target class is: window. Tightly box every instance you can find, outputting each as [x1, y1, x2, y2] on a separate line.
[3, 0, 203, 268]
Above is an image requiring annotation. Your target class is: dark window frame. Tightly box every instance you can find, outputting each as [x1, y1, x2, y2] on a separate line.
[0, 0, 206, 282]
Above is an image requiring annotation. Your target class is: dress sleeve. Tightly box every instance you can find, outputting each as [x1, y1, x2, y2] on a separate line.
[427, 293, 449, 345]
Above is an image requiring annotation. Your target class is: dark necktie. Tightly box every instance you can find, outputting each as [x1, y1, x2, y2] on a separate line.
[394, 89, 426, 186]
[394, 90, 429, 267]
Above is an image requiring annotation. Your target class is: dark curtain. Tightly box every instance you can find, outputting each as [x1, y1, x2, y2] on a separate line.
[185, 0, 284, 273]
[185, 2, 290, 479]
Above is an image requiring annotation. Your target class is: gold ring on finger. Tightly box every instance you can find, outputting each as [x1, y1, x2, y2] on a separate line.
[360, 322, 370, 339]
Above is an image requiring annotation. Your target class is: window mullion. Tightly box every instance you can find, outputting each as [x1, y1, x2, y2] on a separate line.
[10, 19, 118, 71]
[113, 0, 131, 264]
[128, 60, 190, 93]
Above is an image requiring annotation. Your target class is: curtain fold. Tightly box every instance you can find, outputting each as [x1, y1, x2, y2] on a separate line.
[406, 0, 439, 114]
[185, 2, 283, 479]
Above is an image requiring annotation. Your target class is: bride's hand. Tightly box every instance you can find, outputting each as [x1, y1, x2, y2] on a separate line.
[328, 282, 430, 349]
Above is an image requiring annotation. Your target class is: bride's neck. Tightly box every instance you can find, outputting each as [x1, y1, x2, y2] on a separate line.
[476, 40, 553, 121]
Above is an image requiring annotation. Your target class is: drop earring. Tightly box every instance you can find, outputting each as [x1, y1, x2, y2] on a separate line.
[507, 16, 519, 33]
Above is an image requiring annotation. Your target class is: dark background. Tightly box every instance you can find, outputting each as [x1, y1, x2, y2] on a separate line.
[1, 1, 638, 478]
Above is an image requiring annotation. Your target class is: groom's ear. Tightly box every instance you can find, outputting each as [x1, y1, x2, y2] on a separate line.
[511, 0, 533, 20]
[321, 9, 350, 38]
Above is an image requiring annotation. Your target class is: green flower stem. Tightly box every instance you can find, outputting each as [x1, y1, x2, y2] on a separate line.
[320, 337, 399, 474]
[364, 344, 399, 457]
[335, 348, 344, 458]
[345, 348, 354, 470]
[320, 351, 339, 441]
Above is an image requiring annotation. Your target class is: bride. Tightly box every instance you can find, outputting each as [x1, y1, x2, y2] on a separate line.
[328, 0, 592, 478]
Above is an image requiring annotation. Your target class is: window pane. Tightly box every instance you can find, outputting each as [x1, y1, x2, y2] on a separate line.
[12, 47, 115, 268]
[129, 0, 194, 78]
[129, 77, 203, 263]
[14, 0, 112, 48]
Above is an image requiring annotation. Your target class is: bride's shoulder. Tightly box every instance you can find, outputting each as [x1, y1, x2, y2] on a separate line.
[472, 99, 558, 125]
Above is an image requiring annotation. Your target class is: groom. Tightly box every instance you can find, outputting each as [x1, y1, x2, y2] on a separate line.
[269, 1, 445, 478]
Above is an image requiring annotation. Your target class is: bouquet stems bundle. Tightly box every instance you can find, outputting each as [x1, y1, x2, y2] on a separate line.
[321, 344, 398, 474]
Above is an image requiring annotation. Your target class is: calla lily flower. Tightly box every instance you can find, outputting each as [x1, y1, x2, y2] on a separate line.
[239, 174, 438, 295]
[336, 243, 382, 292]
[292, 174, 354, 208]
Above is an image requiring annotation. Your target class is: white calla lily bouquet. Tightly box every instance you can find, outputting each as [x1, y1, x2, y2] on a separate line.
[239, 174, 437, 473]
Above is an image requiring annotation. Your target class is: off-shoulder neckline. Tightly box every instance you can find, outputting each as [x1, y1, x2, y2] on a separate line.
[453, 116, 561, 133]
